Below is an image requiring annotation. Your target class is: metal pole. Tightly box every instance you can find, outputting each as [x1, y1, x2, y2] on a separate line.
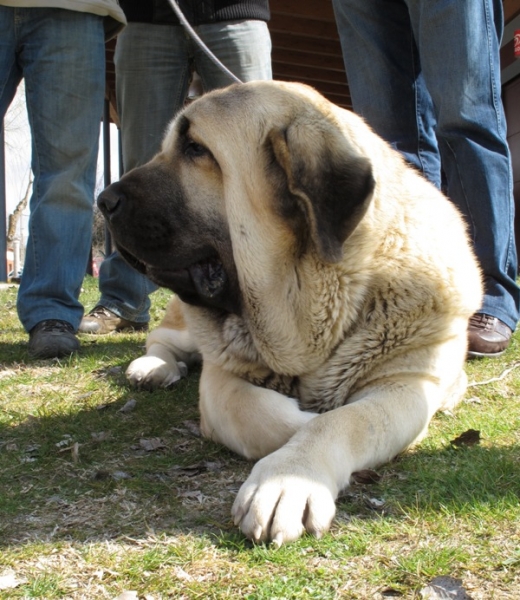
[118, 125, 123, 177]
[0, 121, 7, 282]
[103, 98, 112, 257]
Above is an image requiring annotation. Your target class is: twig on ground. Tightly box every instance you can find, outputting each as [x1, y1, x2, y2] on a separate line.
[468, 361, 520, 388]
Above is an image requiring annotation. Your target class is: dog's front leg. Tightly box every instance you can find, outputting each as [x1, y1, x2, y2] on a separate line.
[232, 379, 438, 546]
[199, 362, 317, 460]
[126, 297, 200, 389]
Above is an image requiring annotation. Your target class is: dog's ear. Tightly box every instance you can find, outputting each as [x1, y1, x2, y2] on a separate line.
[267, 122, 375, 263]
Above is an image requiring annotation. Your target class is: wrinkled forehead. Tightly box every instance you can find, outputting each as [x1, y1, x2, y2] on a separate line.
[159, 80, 325, 156]
[160, 84, 270, 157]
[186, 84, 262, 130]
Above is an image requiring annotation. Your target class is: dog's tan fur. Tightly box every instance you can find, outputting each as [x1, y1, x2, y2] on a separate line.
[101, 81, 482, 545]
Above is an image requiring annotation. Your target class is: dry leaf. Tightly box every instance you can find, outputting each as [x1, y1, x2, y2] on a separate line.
[0, 572, 25, 590]
[178, 490, 205, 503]
[93, 366, 119, 380]
[114, 592, 139, 600]
[169, 461, 222, 476]
[112, 471, 131, 481]
[107, 366, 123, 376]
[118, 399, 137, 413]
[420, 576, 473, 599]
[450, 429, 480, 448]
[70, 441, 79, 463]
[352, 469, 382, 484]
[464, 396, 482, 404]
[364, 496, 385, 510]
[139, 438, 166, 452]
[173, 566, 193, 581]
[91, 431, 111, 442]
[380, 588, 402, 597]
[56, 437, 72, 448]
[183, 420, 201, 437]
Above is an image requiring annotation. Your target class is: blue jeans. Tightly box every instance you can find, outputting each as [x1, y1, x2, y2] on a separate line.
[0, 7, 105, 332]
[97, 20, 272, 322]
[332, 0, 520, 331]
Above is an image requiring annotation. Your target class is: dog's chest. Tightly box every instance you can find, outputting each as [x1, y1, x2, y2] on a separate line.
[202, 286, 436, 412]
[209, 315, 355, 410]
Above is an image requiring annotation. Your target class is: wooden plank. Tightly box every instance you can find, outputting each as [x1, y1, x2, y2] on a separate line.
[274, 68, 350, 98]
[272, 48, 345, 70]
[500, 38, 518, 70]
[320, 95, 351, 108]
[503, 0, 520, 22]
[504, 77, 520, 136]
[277, 82, 350, 108]
[270, 0, 335, 20]
[273, 61, 348, 84]
[269, 13, 339, 39]
[515, 180, 520, 270]
[276, 76, 350, 99]
[270, 31, 343, 56]
[510, 132, 520, 181]
[295, 80, 350, 97]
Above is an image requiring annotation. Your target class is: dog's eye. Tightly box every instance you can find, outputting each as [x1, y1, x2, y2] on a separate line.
[183, 138, 208, 159]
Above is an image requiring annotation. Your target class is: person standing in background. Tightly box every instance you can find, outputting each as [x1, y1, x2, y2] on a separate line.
[80, 0, 272, 335]
[0, 1, 126, 358]
[332, 0, 519, 357]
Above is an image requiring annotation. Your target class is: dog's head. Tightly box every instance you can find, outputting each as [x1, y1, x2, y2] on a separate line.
[98, 81, 374, 315]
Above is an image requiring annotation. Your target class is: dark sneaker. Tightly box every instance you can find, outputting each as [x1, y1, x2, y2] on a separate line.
[79, 305, 148, 334]
[28, 320, 80, 359]
[467, 313, 512, 358]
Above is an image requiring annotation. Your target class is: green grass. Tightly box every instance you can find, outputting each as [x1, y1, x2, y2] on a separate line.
[1, 276, 519, 598]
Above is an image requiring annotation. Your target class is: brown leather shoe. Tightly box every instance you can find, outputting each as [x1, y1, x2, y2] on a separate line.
[79, 306, 148, 335]
[467, 313, 512, 358]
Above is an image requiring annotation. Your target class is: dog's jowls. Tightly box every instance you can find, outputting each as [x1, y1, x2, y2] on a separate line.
[98, 81, 482, 545]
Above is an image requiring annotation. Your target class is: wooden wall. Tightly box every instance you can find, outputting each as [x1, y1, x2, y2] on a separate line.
[269, 0, 350, 107]
[504, 0, 520, 21]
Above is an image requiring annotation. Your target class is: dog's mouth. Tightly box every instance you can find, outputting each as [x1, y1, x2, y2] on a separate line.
[117, 246, 236, 312]
[149, 255, 227, 299]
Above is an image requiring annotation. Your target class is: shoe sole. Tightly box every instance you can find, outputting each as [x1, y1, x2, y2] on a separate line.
[467, 348, 506, 359]
[79, 326, 148, 335]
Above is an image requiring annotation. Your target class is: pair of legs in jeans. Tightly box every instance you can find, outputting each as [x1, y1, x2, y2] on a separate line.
[0, 8, 105, 348]
[332, 0, 519, 351]
[91, 20, 272, 326]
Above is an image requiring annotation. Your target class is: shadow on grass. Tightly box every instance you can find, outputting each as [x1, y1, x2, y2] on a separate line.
[0, 335, 255, 548]
[1, 357, 519, 549]
[0, 332, 148, 365]
[364, 442, 520, 513]
[1, 282, 519, 554]
[1, 320, 519, 549]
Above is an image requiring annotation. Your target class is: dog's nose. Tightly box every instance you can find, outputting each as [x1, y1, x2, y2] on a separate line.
[97, 184, 125, 218]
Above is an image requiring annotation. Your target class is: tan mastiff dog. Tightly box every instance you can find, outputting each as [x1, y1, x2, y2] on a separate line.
[98, 81, 482, 546]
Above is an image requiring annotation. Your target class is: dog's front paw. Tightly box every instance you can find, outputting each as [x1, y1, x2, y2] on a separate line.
[231, 449, 337, 546]
[126, 355, 187, 390]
